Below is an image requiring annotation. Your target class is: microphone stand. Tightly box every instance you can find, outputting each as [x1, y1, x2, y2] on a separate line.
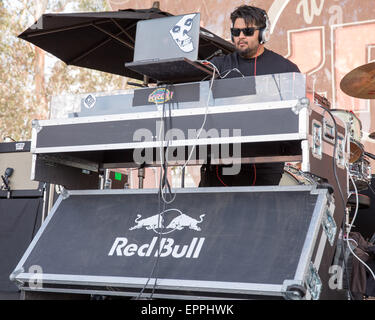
[1, 175, 11, 199]
[365, 151, 375, 160]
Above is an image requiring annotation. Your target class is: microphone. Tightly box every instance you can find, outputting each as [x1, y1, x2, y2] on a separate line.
[4, 168, 14, 178]
[1, 167, 14, 191]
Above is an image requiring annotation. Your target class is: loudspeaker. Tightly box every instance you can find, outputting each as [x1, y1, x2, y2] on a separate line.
[0, 141, 39, 192]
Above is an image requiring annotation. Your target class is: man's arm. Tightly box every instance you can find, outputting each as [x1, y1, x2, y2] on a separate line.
[208, 55, 223, 75]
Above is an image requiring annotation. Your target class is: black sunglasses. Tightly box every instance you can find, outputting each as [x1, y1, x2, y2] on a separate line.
[230, 27, 261, 37]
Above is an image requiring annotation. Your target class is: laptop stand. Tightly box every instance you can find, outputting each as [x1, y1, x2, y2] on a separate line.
[126, 57, 215, 83]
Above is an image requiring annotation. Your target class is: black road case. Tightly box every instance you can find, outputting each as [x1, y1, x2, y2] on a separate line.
[10, 186, 343, 300]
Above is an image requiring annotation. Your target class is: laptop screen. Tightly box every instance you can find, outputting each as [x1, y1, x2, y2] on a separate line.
[133, 13, 201, 62]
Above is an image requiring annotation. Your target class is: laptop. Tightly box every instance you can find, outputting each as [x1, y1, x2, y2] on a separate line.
[125, 13, 214, 83]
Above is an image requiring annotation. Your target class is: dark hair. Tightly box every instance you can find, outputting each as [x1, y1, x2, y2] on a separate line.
[230, 5, 267, 28]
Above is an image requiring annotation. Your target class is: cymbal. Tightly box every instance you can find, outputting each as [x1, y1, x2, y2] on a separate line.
[340, 62, 375, 99]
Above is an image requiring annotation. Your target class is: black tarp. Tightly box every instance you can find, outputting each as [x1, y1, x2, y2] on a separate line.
[18, 9, 235, 82]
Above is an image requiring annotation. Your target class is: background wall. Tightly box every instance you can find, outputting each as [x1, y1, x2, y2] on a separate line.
[108, 0, 375, 169]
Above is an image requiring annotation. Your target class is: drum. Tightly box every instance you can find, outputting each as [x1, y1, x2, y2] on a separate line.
[279, 165, 314, 186]
[349, 140, 364, 164]
[330, 109, 363, 163]
[279, 171, 300, 185]
[349, 157, 372, 191]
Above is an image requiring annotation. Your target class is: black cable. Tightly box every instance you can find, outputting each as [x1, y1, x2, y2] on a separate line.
[150, 85, 175, 299]
[201, 67, 244, 81]
[151, 88, 170, 298]
[340, 222, 354, 300]
[141, 69, 216, 297]
[271, 74, 283, 101]
[150, 173, 167, 299]
[136, 85, 177, 299]
[159, 84, 175, 201]
[135, 193, 165, 300]
[135, 86, 170, 300]
[313, 104, 353, 299]
[315, 104, 354, 299]
[313, 104, 346, 209]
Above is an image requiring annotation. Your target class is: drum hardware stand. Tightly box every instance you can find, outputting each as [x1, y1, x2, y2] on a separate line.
[344, 206, 352, 235]
[99, 169, 105, 190]
[138, 166, 145, 189]
[1, 167, 14, 199]
[364, 151, 375, 160]
[181, 167, 185, 188]
[41, 183, 48, 222]
[99, 169, 112, 190]
[104, 169, 112, 189]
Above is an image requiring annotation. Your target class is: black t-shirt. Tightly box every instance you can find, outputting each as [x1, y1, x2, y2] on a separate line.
[200, 48, 300, 186]
[210, 48, 300, 77]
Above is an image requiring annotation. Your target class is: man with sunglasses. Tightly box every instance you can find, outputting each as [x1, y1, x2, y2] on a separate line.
[211, 5, 300, 76]
[199, 5, 300, 187]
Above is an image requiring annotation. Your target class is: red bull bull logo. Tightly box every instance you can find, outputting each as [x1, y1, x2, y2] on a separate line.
[109, 209, 206, 258]
[148, 88, 174, 104]
[128, 209, 205, 234]
[166, 213, 205, 231]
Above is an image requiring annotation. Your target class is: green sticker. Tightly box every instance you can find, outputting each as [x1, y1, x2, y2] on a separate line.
[114, 172, 122, 181]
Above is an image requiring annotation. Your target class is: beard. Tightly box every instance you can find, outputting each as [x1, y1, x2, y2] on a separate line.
[236, 42, 259, 59]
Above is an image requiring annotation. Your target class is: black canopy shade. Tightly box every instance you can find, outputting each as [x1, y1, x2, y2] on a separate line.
[18, 8, 235, 81]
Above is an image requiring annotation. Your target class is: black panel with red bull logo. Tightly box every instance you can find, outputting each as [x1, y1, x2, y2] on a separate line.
[11, 186, 341, 299]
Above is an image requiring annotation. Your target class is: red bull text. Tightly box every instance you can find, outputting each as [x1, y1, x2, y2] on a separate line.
[108, 237, 205, 258]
